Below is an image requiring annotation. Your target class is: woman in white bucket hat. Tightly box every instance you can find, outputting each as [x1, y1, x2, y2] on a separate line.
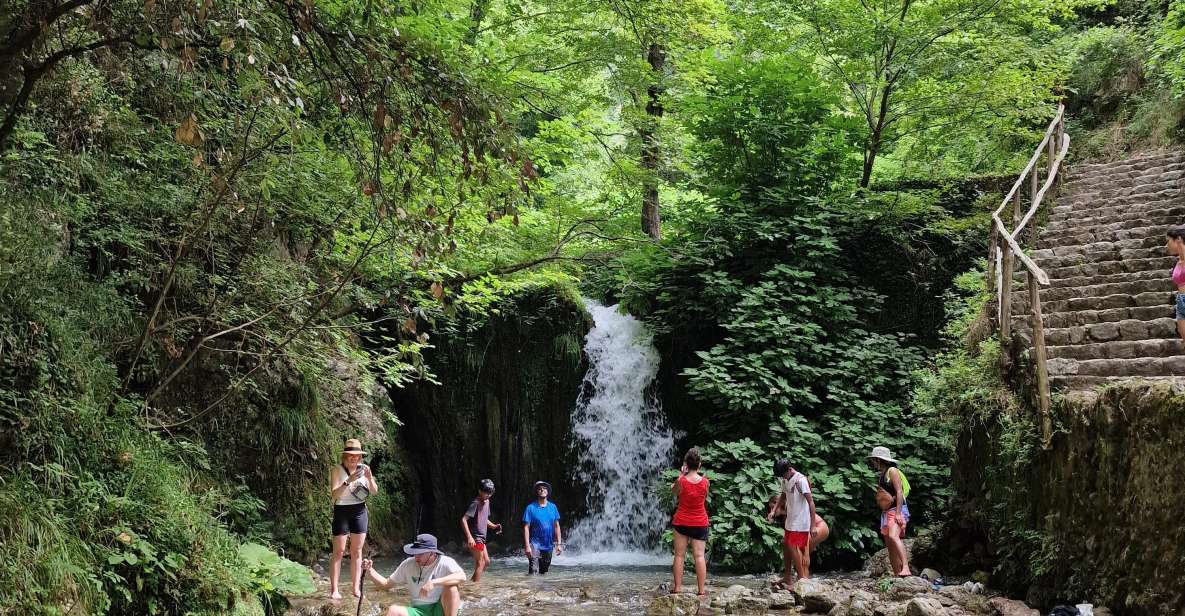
[866, 446, 911, 577]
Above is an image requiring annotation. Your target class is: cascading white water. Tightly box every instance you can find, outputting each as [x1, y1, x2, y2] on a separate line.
[565, 299, 675, 564]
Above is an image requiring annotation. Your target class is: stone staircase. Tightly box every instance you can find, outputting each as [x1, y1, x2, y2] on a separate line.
[1011, 149, 1185, 393]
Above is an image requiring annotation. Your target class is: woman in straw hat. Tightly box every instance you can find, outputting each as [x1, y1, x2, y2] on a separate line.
[329, 438, 379, 599]
[866, 446, 911, 577]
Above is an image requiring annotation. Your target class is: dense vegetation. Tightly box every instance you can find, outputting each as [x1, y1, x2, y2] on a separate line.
[4, 0, 1185, 611]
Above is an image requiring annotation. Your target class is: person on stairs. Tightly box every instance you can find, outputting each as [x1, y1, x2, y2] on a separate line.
[329, 438, 379, 600]
[461, 478, 502, 583]
[670, 447, 710, 598]
[361, 533, 466, 616]
[522, 480, 562, 575]
[767, 458, 817, 586]
[867, 446, 911, 577]
[1166, 227, 1185, 343]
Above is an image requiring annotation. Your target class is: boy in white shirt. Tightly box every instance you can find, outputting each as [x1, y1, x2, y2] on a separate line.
[361, 534, 465, 616]
[766, 458, 817, 585]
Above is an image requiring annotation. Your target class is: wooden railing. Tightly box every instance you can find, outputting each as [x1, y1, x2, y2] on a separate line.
[987, 103, 1068, 447]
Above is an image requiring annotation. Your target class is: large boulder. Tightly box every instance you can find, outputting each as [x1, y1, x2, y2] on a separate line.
[803, 589, 839, 614]
[711, 584, 769, 615]
[647, 594, 702, 616]
[905, 598, 949, 616]
[865, 540, 914, 577]
[987, 597, 1039, 616]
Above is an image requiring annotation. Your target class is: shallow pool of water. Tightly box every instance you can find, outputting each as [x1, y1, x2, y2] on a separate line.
[294, 551, 793, 615]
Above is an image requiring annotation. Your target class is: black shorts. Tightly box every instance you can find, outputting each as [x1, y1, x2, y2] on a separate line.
[332, 503, 368, 536]
[672, 524, 709, 541]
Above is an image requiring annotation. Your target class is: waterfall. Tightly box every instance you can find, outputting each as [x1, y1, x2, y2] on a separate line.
[566, 299, 675, 563]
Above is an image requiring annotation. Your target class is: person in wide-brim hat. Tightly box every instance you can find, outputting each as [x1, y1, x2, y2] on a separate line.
[866, 446, 911, 577]
[362, 533, 466, 615]
[328, 438, 378, 600]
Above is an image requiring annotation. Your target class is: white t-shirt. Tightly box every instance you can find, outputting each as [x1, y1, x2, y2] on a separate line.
[390, 555, 463, 605]
[781, 472, 812, 532]
[333, 465, 369, 506]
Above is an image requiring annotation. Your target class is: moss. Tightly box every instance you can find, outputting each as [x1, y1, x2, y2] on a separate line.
[953, 383, 1185, 614]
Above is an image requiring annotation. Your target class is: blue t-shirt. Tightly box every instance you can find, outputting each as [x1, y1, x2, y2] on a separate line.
[522, 501, 561, 551]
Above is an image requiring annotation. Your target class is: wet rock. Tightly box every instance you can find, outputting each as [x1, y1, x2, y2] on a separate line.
[906, 598, 949, 616]
[847, 597, 875, 616]
[920, 569, 942, 582]
[729, 595, 772, 615]
[647, 593, 702, 616]
[802, 589, 838, 613]
[888, 577, 932, 601]
[874, 603, 907, 616]
[792, 578, 826, 604]
[935, 585, 987, 611]
[768, 590, 797, 609]
[579, 585, 600, 600]
[987, 597, 1039, 616]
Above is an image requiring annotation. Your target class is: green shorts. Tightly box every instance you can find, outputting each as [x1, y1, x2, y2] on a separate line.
[405, 602, 444, 616]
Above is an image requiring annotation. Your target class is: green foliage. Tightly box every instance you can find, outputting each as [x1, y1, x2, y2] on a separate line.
[609, 55, 955, 569]
[237, 542, 316, 614]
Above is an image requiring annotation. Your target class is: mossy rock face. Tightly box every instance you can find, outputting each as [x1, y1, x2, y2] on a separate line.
[951, 382, 1185, 614]
[390, 284, 592, 545]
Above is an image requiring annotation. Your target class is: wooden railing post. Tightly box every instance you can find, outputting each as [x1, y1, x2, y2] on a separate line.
[1030, 276, 1052, 448]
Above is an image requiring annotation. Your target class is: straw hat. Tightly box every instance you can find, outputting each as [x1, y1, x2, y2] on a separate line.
[342, 438, 367, 456]
[865, 446, 897, 465]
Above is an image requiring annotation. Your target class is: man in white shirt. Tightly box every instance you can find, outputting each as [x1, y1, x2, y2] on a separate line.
[766, 458, 817, 585]
[361, 534, 465, 616]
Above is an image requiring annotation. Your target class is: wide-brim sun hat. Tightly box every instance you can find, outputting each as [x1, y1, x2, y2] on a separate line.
[404, 533, 443, 555]
[533, 481, 552, 493]
[342, 438, 368, 456]
[865, 446, 897, 465]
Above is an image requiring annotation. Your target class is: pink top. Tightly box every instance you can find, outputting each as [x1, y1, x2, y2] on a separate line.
[1174, 261, 1185, 287]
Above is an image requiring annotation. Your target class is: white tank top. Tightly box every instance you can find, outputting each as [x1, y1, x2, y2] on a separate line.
[334, 465, 369, 506]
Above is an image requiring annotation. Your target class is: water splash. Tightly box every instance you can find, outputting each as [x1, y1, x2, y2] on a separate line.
[566, 299, 675, 560]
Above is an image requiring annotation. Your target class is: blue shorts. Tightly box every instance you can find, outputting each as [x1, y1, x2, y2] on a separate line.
[1177, 294, 1185, 321]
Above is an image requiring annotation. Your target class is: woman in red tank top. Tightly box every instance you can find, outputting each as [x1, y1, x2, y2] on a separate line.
[670, 447, 710, 596]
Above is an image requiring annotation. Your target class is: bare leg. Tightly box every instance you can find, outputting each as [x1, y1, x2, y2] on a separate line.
[469, 546, 487, 582]
[792, 545, 809, 580]
[329, 535, 347, 599]
[781, 539, 793, 586]
[671, 531, 688, 593]
[886, 523, 911, 576]
[349, 532, 366, 597]
[1177, 319, 1184, 342]
[691, 538, 707, 595]
[441, 585, 462, 616]
[385, 607, 410, 616]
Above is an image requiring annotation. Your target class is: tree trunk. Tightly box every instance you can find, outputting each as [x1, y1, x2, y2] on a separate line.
[640, 41, 665, 239]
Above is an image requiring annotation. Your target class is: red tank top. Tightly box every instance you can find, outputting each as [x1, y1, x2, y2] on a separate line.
[672, 475, 710, 526]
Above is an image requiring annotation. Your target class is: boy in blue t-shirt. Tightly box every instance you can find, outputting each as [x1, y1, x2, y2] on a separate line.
[521, 480, 562, 574]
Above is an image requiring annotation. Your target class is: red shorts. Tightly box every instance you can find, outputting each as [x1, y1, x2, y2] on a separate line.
[783, 530, 809, 549]
[471, 542, 486, 551]
[881, 510, 907, 537]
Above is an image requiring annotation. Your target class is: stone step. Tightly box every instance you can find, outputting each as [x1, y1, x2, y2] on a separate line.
[1042, 231, 1161, 252]
[1023, 277, 1172, 303]
[1032, 236, 1163, 260]
[1012, 268, 1165, 290]
[1012, 307, 1173, 333]
[1053, 188, 1185, 215]
[1061, 180, 1185, 208]
[1033, 245, 1165, 270]
[1046, 202, 1185, 230]
[1012, 316, 1177, 346]
[1046, 338, 1183, 361]
[1042, 222, 1176, 246]
[1046, 355, 1185, 377]
[1061, 163, 1185, 194]
[1013, 290, 1174, 314]
[1041, 256, 1175, 280]
[1069, 151, 1185, 176]
[1050, 374, 1185, 391]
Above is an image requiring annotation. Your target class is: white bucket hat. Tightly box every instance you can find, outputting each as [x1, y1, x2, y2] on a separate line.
[865, 446, 897, 465]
